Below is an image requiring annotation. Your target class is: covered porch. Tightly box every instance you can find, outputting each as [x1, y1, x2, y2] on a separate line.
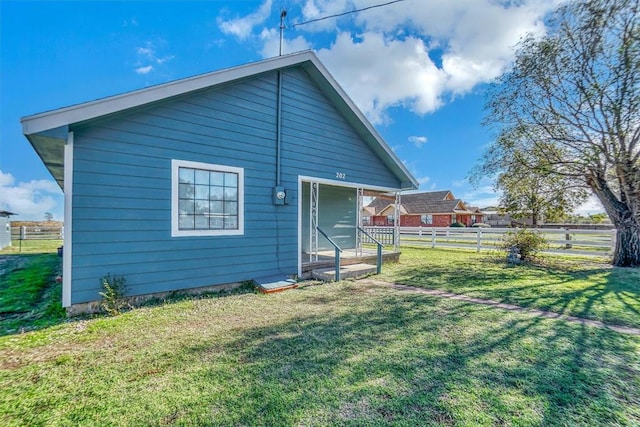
[299, 179, 401, 279]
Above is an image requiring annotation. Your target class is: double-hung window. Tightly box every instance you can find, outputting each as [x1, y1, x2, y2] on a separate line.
[171, 160, 244, 237]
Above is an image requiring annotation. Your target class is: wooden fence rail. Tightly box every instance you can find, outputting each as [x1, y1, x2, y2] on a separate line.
[9, 225, 616, 257]
[363, 226, 616, 257]
[11, 226, 63, 241]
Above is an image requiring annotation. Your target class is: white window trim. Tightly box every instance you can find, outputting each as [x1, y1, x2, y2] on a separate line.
[171, 159, 244, 237]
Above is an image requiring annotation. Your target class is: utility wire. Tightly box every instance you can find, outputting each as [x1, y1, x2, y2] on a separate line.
[291, 0, 407, 27]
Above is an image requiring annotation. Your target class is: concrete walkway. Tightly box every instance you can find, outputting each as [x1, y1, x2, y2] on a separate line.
[359, 278, 640, 336]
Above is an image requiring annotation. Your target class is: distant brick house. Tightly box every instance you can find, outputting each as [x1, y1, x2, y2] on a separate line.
[365, 190, 483, 227]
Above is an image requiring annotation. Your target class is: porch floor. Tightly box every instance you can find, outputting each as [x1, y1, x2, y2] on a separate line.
[301, 248, 401, 276]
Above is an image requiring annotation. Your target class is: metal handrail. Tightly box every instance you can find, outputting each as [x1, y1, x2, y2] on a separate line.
[358, 226, 384, 274]
[316, 227, 343, 281]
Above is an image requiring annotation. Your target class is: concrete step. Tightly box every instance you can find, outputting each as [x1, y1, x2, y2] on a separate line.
[311, 263, 377, 281]
[253, 275, 298, 294]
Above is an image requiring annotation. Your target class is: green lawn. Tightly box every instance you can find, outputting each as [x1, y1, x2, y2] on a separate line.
[0, 241, 65, 334]
[381, 247, 640, 329]
[1, 247, 639, 425]
[0, 239, 62, 255]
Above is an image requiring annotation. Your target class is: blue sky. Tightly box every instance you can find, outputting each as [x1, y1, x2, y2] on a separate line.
[0, 0, 603, 220]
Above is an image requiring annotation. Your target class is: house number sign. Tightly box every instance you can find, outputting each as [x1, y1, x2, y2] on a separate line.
[336, 172, 346, 180]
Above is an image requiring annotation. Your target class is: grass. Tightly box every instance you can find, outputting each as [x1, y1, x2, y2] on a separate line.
[1, 280, 639, 426]
[0, 240, 66, 334]
[1, 245, 639, 425]
[0, 239, 62, 255]
[380, 247, 640, 329]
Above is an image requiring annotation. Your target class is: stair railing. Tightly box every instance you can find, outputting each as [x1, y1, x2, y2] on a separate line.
[316, 227, 343, 281]
[358, 226, 384, 274]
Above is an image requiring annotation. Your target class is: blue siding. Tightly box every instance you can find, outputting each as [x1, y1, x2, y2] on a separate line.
[69, 67, 402, 304]
[280, 68, 401, 188]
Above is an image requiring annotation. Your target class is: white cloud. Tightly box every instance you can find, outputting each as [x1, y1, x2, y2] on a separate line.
[417, 176, 430, 185]
[123, 17, 138, 27]
[0, 171, 63, 221]
[222, 0, 560, 123]
[133, 41, 174, 75]
[408, 135, 427, 148]
[218, 0, 273, 39]
[458, 178, 500, 208]
[258, 28, 313, 58]
[318, 32, 445, 123]
[135, 65, 153, 75]
[137, 46, 154, 57]
[298, 0, 350, 31]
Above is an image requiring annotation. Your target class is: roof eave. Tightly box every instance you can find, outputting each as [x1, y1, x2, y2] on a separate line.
[21, 51, 320, 136]
[21, 50, 418, 191]
[300, 57, 418, 190]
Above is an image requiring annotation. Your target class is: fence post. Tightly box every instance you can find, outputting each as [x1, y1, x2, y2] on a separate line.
[19, 226, 26, 252]
[418, 226, 422, 237]
[431, 228, 436, 248]
[477, 228, 482, 252]
[565, 228, 572, 249]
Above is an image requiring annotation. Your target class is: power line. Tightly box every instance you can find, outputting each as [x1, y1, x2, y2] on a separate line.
[291, 0, 408, 28]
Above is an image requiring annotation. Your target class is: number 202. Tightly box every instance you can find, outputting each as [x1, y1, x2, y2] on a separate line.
[336, 172, 346, 179]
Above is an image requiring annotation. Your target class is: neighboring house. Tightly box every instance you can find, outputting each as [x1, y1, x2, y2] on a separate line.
[482, 207, 539, 227]
[361, 205, 377, 225]
[367, 190, 483, 227]
[22, 51, 418, 312]
[0, 211, 16, 249]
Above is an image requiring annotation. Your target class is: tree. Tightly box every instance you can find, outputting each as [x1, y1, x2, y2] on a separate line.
[589, 213, 609, 224]
[481, 0, 640, 267]
[44, 212, 53, 222]
[484, 141, 588, 226]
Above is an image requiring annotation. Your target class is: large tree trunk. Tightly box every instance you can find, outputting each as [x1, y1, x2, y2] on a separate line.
[587, 172, 640, 267]
[614, 219, 640, 267]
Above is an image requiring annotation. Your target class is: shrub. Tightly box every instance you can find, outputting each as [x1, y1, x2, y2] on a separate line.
[501, 229, 548, 262]
[472, 223, 491, 228]
[449, 222, 465, 227]
[99, 273, 129, 315]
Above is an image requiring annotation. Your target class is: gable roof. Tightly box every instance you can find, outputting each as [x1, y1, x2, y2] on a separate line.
[368, 190, 476, 215]
[22, 50, 418, 191]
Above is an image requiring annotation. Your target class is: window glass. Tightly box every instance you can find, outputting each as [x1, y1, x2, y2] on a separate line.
[173, 160, 243, 236]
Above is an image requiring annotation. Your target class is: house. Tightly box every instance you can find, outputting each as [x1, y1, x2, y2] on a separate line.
[22, 51, 418, 312]
[0, 211, 16, 249]
[482, 207, 539, 227]
[366, 190, 483, 227]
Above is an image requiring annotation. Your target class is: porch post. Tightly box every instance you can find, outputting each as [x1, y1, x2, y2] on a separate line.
[356, 187, 363, 257]
[394, 192, 400, 251]
[310, 181, 319, 262]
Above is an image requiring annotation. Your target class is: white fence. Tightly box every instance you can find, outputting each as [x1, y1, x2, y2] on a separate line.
[364, 226, 616, 257]
[8, 225, 616, 257]
[11, 226, 63, 241]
